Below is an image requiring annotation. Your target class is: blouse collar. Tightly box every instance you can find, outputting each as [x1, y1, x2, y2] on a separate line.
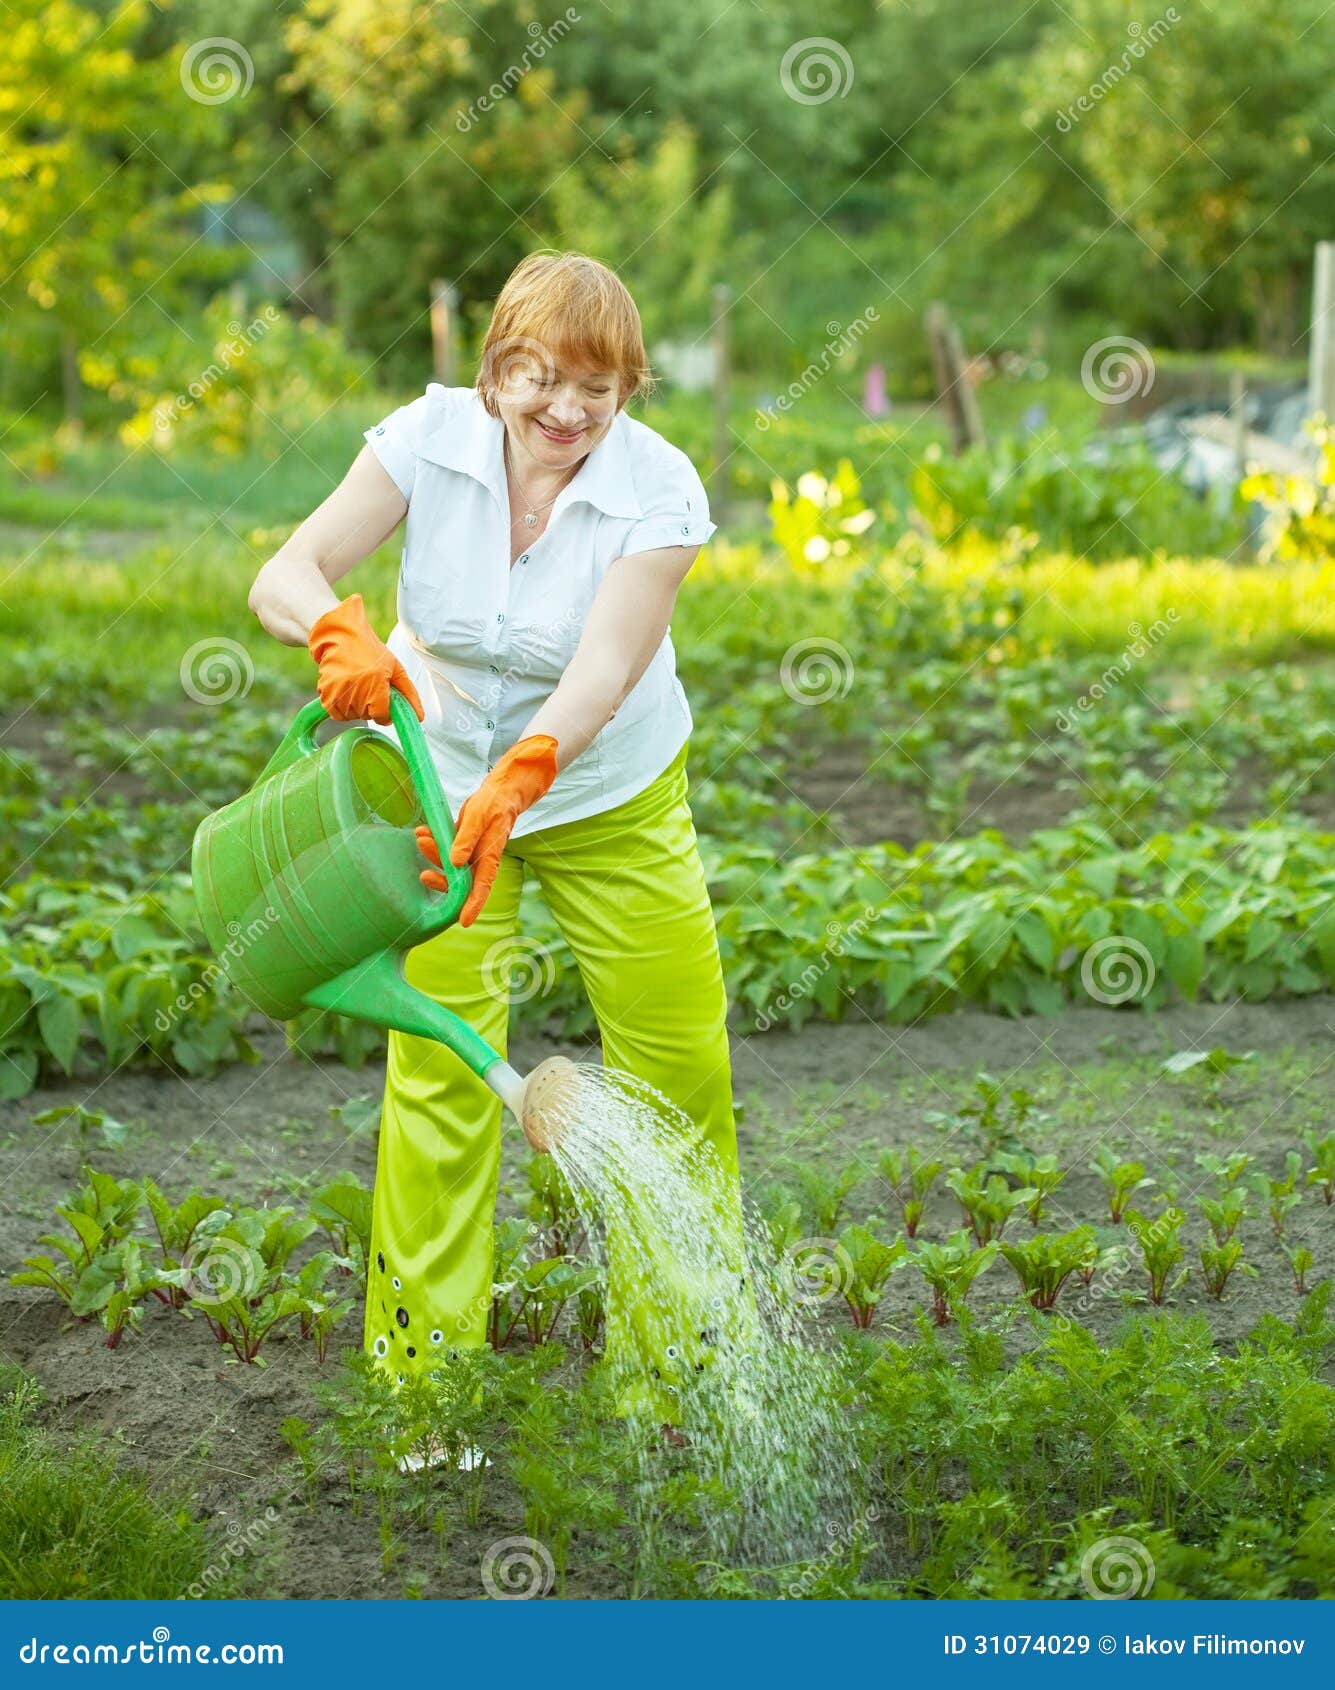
[417, 388, 644, 521]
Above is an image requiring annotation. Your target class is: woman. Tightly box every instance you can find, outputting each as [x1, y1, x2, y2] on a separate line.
[248, 252, 748, 1458]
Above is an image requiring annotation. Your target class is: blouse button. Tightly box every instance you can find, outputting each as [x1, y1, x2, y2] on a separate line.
[681, 524, 692, 536]
[518, 554, 529, 566]
[485, 719, 494, 730]
[496, 612, 505, 623]
[489, 665, 500, 675]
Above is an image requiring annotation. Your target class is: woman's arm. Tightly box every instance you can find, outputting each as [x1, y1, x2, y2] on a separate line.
[247, 447, 409, 646]
[519, 542, 701, 770]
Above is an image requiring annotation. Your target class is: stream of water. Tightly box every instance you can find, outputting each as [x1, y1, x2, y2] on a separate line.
[538, 1062, 863, 1568]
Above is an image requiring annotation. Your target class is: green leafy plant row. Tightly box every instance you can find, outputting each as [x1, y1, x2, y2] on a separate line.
[12, 815, 1335, 1091]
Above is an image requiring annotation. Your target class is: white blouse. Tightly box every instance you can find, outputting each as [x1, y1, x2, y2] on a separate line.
[361, 383, 716, 837]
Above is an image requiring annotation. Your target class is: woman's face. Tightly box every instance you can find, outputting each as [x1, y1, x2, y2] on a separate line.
[496, 355, 621, 472]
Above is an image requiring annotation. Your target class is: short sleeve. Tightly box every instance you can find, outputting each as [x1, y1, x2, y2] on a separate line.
[363, 394, 430, 501]
[618, 448, 717, 558]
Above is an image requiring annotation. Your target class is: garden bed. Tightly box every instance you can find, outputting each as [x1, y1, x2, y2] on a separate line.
[2, 998, 1331, 1598]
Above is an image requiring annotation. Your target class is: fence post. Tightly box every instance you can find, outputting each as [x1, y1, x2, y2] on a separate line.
[60, 332, 82, 431]
[710, 282, 731, 523]
[431, 279, 459, 386]
[1309, 240, 1335, 425]
[1229, 368, 1254, 561]
[926, 302, 985, 455]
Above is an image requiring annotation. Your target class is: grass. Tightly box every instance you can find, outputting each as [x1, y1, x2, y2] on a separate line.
[0, 1362, 248, 1598]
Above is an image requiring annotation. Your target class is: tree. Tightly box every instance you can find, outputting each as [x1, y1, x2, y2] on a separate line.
[0, 0, 232, 417]
[543, 120, 732, 348]
[1052, 0, 1335, 351]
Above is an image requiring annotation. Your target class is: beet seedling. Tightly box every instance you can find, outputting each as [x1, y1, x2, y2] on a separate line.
[835, 1224, 908, 1328]
[182, 1206, 318, 1364]
[993, 1151, 1066, 1227]
[11, 1167, 144, 1321]
[204, 1273, 306, 1365]
[576, 1279, 605, 1353]
[142, 1179, 232, 1308]
[1198, 1238, 1256, 1301]
[1286, 1244, 1314, 1295]
[292, 1250, 356, 1362]
[912, 1230, 998, 1326]
[998, 1226, 1098, 1312]
[253, 1205, 319, 1274]
[1302, 1131, 1335, 1205]
[81, 1238, 181, 1348]
[1193, 1150, 1254, 1189]
[489, 1218, 536, 1349]
[1249, 1153, 1304, 1238]
[525, 1154, 587, 1260]
[945, 1165, 1037, 1245]
[877, 1148, 943, 1237]
[1123, 1206, 1188, 1305]
[308, 1174, 372, 1277]
[1198, 1187, 1251, 1246]
[517, 1256, 600, 1346]
[1091, 1148, 1155, 1222]
[31, 1103, 128, 1155]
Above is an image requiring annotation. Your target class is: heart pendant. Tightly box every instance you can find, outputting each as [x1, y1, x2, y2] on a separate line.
[523, 512, 538, 528]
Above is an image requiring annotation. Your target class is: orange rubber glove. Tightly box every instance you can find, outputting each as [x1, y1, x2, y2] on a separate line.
[307, 593, 424, 724]
[414, 734, 559, 926]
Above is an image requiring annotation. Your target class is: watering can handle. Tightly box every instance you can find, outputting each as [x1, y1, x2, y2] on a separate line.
[254, 686, 461, 865]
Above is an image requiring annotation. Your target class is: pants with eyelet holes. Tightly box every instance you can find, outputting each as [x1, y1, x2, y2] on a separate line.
[362, 740, 753, 1426]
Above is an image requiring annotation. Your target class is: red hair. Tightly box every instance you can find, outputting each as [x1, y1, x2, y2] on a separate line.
[476, 252, 654, 417]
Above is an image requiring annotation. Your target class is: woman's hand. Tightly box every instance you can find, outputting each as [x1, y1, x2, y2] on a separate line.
[307, 593, 424, 723]
[414, 734, 559, 925]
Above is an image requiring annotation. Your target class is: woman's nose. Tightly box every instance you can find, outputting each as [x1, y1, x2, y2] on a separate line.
[546, 388, 585, 426]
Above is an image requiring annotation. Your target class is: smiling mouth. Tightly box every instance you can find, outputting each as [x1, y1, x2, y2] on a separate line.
[535, 419, 583, 443]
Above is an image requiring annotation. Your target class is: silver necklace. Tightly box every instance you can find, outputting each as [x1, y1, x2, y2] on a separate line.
[505, 437, 576, 529]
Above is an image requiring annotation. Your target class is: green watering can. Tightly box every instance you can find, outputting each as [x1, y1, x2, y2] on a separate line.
[190, 687, 575, 1152]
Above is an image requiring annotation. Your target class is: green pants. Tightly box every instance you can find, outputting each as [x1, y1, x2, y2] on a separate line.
[363, 740, 748, 1423]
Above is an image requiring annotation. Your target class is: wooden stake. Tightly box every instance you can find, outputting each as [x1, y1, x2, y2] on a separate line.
[431, 279, 459, 386]
[926, 302, 984, 455]
[1229, 368, 1250, 561]
[59, 332, 82, 430]
[710, 282, 731, 523]
[1309, 241, 1334, 425]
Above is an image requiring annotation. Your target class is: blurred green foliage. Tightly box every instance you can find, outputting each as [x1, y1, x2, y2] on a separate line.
[2, 0, 1330, 420]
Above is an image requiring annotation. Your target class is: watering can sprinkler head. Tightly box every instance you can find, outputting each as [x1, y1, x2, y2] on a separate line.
[485, 1055, 579, 1154]
[519, 1055, 580, 1154]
